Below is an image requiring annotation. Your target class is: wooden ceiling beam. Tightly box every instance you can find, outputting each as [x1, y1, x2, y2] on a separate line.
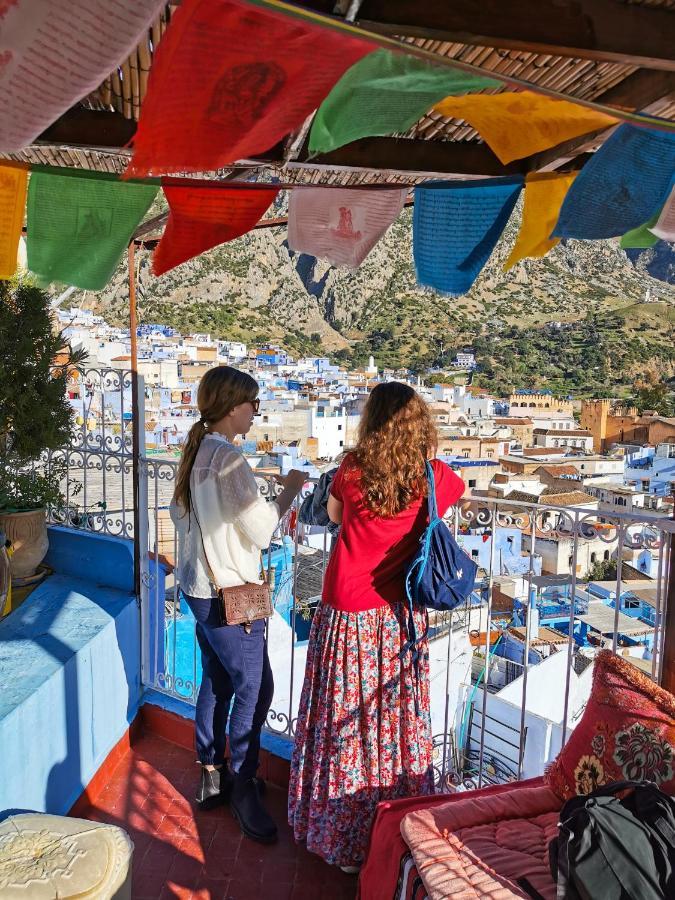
[294, 136, 531, 179]
[36, 107, 136, 150]
[349, 0, 675, 71]
[525, 68, 675, 171]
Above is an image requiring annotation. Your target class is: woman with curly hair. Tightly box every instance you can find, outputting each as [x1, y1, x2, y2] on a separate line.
[288, 382, 465, 870]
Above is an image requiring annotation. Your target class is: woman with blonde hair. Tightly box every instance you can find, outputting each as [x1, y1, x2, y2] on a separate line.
[288, 381, 465, 869]
[171, 366, 305, 843]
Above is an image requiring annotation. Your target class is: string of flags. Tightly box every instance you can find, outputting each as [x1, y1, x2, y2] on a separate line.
[0, 0, 673, 294]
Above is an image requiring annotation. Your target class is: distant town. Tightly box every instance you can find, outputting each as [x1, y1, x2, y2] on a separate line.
[60, 305, 675, 563]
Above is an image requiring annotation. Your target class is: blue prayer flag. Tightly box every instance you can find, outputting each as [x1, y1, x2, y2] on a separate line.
[553, 122, 675, 240]
[413, 177, 523, 296]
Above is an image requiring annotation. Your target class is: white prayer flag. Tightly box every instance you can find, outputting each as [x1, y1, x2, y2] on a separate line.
[287, 186, 408, 270]
[0, 0, 165, 152]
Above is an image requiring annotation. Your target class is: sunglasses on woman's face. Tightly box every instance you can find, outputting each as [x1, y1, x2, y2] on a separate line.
[250, 398, 260, 413]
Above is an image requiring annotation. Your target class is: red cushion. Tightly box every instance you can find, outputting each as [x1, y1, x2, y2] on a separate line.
[545, 650, 675, 800]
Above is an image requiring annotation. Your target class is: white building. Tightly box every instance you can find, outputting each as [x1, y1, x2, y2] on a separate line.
[459, 393, 496, 419]
[452, 351, 476, 369]
[533, 428, 594, 452]
[309, 406, 348, 459]
[217, 340, 247, 363]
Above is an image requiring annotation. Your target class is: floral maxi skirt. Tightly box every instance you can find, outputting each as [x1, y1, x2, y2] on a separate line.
[288, 600, 434, 867]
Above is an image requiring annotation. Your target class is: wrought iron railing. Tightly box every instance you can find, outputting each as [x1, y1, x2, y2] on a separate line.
[47, 371, 674, 792]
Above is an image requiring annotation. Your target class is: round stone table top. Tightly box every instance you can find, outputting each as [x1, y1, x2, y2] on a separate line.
[0, 813, 133, 899]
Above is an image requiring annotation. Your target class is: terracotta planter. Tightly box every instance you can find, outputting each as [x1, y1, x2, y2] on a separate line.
[0, 508, 49, 579]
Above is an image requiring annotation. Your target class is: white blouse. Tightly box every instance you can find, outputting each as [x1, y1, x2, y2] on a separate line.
[170, 433, 280, 599]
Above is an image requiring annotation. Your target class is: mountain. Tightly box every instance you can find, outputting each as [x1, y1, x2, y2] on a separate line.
[77, 198, 675, 397]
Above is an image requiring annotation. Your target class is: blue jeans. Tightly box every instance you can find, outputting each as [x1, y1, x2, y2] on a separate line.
[183, 594, 274, 779]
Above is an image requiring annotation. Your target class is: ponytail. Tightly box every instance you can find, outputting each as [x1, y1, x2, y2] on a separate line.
[173, 365, 259, 515]
[173, 420, 208, 515]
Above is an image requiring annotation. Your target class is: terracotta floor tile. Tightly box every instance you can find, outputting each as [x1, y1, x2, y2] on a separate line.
[259, 882, 294, 900]
[73, 732, 347, 900]
[223, 879, 269, 900]
[192, 878, 230, 900]
[160, 881, 194, 900]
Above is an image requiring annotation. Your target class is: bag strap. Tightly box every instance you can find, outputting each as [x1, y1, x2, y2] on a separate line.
[189, 494, 267, 592]
[425, 460, 439, 523]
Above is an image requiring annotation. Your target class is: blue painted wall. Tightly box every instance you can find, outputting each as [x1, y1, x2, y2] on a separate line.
[0, 528, 140, 818]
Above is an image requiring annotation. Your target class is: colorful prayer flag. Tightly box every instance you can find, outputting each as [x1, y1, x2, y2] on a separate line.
[504, 173, 577, 270]
[0, 164, 27, 278]
[413, 177, 523, 296]
[308, 49, 498, 156]
[27, 168, 158, 290]
[433, 92, 617, 165]
[620, 210, 661, 250]
[154, 183, 279, 276]
[0, 0, 165, 152]
[287, 186, 408, 270]
[553, 123, 675, 240]
[126, 0, 373, 178]
[651, 184, 675, 242]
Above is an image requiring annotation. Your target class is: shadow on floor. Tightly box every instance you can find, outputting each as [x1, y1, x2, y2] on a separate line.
[76, 732, 357, 900]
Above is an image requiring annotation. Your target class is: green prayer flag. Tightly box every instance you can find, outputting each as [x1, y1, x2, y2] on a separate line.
[309, 49, 499, 155]
[27, 167, 159, 290]
[620, 210, 661, 249]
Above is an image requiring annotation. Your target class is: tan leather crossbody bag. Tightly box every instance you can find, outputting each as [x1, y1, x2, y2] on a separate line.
[191, 499, 273, 628]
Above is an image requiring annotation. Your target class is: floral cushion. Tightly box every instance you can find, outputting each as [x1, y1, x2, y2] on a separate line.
[545, 650, 675, 800]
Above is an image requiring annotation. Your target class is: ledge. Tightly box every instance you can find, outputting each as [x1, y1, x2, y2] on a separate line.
[0, 529, 140, 817]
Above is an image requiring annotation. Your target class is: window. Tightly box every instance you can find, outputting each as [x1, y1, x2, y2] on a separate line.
[337, 424, 342, 431]
[468, 479, 477, 488]
[471, 549, 479, 559]
[590, 552, 597, 563]
[624, 598, 640, 610]
[462, 450, 470, 458]
[339, 440, 344, 447]
[604, 550, 610, 561]
[486, 450, 493, 458]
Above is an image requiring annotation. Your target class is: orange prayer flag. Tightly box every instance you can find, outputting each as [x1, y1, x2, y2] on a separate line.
[0, 164, 27, 279]
[153, 183, 280, 276]
[126, 0, 374, 178]
[434, 92, 617, 164]
[504, 172, 577, 271]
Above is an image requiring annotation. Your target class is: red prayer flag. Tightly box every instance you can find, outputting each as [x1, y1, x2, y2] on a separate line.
[153, 182, 279, 275]
[126, 0, 374, 178]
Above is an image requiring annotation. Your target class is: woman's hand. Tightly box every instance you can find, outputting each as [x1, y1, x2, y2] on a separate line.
[276, 469, 307, 495]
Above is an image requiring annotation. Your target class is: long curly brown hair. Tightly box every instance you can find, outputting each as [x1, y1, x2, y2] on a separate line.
[351, 382, 437, 517]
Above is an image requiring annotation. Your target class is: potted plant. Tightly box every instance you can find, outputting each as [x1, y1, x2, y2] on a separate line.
[0, 278, 86, 580]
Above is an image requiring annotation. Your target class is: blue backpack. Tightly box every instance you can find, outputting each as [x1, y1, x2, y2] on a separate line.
[401, 462, 478, 683]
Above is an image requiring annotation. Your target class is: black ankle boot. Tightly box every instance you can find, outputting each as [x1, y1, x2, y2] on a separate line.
[195, 766, 232, 809]
[230, 774, 277, 844]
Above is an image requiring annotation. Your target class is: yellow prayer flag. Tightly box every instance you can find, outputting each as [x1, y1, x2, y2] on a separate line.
[0, 164, 28, 279]
[504, 172, 577, 271]
[433, 91, 617, 164]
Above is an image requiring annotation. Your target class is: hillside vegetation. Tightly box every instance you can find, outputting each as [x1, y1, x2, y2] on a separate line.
[73, 197, 674, 397]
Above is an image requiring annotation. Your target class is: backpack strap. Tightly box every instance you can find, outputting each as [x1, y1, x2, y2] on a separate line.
[399, 461, 437, 713]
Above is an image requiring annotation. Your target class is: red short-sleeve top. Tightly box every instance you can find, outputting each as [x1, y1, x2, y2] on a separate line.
[322, 456, 465, 612]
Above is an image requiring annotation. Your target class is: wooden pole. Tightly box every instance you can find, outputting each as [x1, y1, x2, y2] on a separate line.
[128, 241, 141, 600]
